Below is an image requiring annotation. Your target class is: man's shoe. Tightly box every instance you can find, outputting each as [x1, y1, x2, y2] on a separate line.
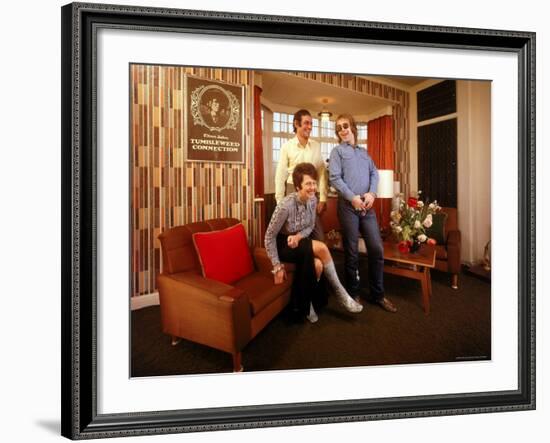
[377, 297, 397, 313]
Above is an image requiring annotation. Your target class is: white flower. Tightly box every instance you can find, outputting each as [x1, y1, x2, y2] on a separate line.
[417, 201, 424, 208]
[418, 234, 427, 242]
[423, 214, 433, 228]
[395, 226, 403, 233]
[428, 203, 435, 210]
[414, 220, 422, 229]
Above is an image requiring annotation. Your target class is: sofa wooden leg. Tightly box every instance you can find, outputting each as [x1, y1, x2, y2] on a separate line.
[451, 274, 458, 290]
[232, 352, 243, 372]
[171, 336, 181, 346]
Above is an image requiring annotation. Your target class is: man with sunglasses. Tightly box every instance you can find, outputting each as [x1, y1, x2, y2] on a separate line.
[275, 109, 328, 240]
[328, 114, 397, 313]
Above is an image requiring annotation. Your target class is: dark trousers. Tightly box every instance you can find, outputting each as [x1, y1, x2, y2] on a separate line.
[277, 234, 328, 319]
[337, 199, 384, 300]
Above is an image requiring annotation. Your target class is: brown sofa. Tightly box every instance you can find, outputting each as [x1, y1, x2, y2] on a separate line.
[157, 218, 292, 372]
[433, 207, 461, 289]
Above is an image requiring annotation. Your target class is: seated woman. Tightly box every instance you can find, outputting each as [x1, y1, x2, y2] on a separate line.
[264, 162, 362, 323]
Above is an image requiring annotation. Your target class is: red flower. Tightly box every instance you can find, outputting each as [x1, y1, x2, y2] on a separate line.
[427, 238, 437, 246]
[407, 197, 418, 208]
[398, 241, 410, 254]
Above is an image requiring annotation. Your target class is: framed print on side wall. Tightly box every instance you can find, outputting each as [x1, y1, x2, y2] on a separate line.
[61, 2, 535, 439]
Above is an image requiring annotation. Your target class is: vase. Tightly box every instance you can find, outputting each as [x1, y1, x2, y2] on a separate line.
[409, 239, 422, 253]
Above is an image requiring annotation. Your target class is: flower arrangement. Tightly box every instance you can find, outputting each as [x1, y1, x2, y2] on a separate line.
[390, 191, 441, 253]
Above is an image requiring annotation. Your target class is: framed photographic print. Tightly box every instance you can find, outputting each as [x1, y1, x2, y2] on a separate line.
[61, 2, 535, 439]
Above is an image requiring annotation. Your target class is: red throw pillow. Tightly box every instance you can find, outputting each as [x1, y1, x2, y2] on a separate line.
[192, 223, 254, 284]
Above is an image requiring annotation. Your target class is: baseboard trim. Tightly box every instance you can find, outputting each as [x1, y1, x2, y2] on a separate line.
[131, 292, 159, 311]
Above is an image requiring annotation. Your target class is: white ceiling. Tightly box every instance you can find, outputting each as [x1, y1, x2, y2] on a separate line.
[259, 71, 397, 117]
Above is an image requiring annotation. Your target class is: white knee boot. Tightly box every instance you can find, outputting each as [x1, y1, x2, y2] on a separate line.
[323, 261, 363, 313]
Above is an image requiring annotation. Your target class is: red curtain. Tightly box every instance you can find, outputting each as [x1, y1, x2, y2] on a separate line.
[367, 115, 394, 230]
[253, 86, 265, 244]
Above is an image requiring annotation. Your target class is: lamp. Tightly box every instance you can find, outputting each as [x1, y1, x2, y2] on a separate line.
[317, 98, 332, 122]
[376, 169, 394, 198]
[376, 169, 394, 239]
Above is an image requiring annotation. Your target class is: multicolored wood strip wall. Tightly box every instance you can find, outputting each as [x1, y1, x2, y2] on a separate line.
[130, 65, 254, 298]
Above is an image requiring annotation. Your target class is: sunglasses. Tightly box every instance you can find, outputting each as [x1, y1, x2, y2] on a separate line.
[336, 122, 351, 132]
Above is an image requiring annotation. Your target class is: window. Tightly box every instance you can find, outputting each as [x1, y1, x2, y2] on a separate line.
[271, 112, 295, 165]
[357, 122, 368, 150]
[271, 112, 339, 170]
[272, 137, 283, 162]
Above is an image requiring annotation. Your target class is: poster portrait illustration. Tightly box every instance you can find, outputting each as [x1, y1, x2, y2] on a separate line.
[186, 75, 245, 163]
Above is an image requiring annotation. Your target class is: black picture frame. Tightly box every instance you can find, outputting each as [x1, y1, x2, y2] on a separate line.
[61, 2, 536, 439]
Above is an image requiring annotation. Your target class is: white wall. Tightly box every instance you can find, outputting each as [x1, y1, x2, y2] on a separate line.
[409, 79, 491, 264]
[457, 80, 492, 264]
[0, 1, 546, 443]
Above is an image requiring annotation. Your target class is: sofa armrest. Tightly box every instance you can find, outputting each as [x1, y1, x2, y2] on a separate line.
[157, 272, 252, 353]
[446, 230, 461, 273]
[167, 271, 244, 298]
[252, 247, 273, 273]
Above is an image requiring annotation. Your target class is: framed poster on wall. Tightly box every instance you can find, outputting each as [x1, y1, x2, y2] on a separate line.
[185, 75, 245, 163]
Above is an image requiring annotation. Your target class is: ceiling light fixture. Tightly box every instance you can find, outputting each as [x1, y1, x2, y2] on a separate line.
[317, 98, 332, 122]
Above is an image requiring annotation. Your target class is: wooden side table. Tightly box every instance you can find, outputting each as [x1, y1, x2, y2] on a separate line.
[382, 242, 436, 314]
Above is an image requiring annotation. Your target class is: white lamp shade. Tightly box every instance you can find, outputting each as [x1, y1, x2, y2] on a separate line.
[376, 169, 394, 198]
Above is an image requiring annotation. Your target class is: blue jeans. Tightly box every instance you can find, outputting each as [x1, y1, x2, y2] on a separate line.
[337, 198, 384, 300]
